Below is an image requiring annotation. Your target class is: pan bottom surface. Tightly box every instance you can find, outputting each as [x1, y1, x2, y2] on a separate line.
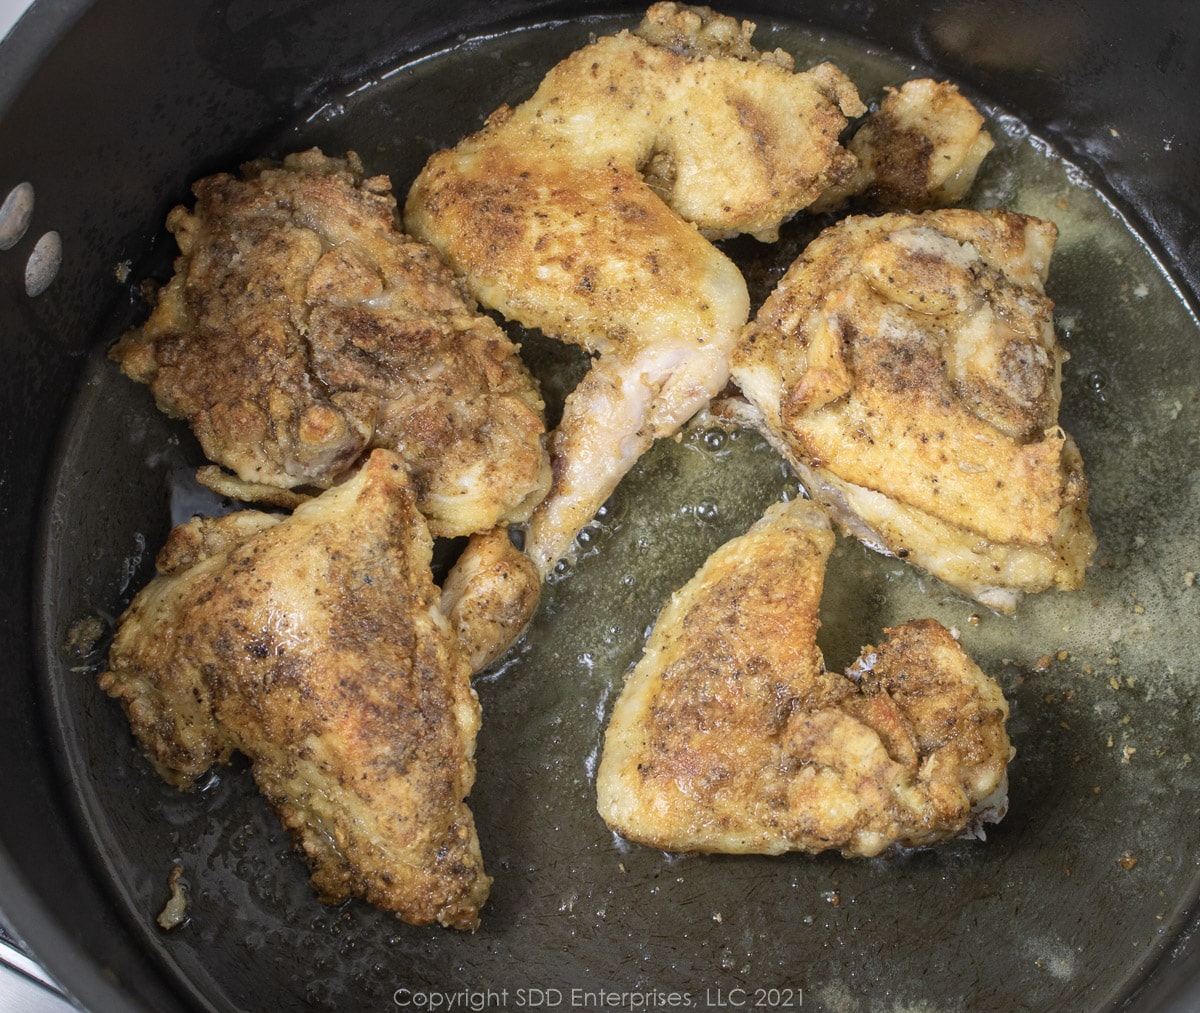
[37, 13, 1200, 1012]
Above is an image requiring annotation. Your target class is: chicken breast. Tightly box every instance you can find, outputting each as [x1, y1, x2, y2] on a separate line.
[727, 208, 1096, 613]
[111, 149, 550, 539]
[597, 497, 1012, 856]
[406, 2, 865, 576]
[811, 78, 995, 212]
[99, 450, 490, 930]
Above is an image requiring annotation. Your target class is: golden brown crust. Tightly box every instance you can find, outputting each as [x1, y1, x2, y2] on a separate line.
[406, 4, 864, 575]
[597, 499, 1012, 856]
[112, 149, 549, 538]
[731, 208, 1095, 610]
[441, 527, 543, 672]
[100, 450, 490, 929]
[813, 79, 995, 213]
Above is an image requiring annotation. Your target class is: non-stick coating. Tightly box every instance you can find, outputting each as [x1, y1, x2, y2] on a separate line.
[2, 2, 1199, 1011]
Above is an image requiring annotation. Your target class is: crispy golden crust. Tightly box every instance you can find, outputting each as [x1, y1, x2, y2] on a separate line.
[406, 3, 864, 575]
[112, 149, 549, 538]
[846, 619, 1012, 814]
[99, 450, 490, 929]
[813, 79, 995, 213]
[730, 208, 1095, 611]
[597, 498, 1012, 856]
[441, 527, 543, 673]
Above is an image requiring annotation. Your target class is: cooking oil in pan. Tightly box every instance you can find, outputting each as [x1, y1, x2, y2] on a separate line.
[38, 12, 1200, 1012]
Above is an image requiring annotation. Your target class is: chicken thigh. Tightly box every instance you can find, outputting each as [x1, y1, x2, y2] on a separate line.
[99, 450, 490, 929]
[406, 2, 865, 576]
[726, 208, 1096, 613]
[597, 497, 1012, 856]
[111, 149, 550, 539]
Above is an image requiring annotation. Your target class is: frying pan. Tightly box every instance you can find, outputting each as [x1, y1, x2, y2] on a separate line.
[2, 1, 1198, 1009]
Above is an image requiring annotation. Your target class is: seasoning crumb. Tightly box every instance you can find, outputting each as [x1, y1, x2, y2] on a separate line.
[1056, 650, 1069, 662]
[64, 614, 106, 661]
[1118, 853, 1138, 871]
[1035, 655, 1052, 672]
[1186, 572, 1196, 589]
[157, 864, 189, 931]
[1121, 745, 1137, 764]
[713, 912, 722, 923]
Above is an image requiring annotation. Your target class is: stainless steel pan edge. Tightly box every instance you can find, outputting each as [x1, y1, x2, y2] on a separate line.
[1, 2, 1197, 1010]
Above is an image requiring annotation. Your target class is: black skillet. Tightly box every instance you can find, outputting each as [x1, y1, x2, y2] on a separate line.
[2, 1, 1199, 1009]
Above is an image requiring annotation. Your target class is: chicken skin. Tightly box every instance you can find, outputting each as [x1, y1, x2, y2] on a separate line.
[406, 2, 865, 576]
[727, 209, 1096, 613]
[597, 497, 1012, 856]
[111, 149, 549, 539]
[812, 78, 995, 213]
[99, 450, 490, 930]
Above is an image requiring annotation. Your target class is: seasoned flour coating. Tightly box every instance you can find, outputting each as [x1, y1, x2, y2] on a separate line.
[406, 2, 864, 575]
[441, 527, 543, 673]
[112, 149, 549, 538]
[99, 451, 490, 930]
[728, 209, 1095, 613]
[813, 78, 995, 213]
[597, 498, 1012, 856]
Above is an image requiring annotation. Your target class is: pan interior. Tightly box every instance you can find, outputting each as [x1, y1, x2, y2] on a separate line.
[37, 13, 1200, 1011]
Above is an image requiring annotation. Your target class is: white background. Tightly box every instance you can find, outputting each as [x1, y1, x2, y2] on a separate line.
[1, 0, 33, 45]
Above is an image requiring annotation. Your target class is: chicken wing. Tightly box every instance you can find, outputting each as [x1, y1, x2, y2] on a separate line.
[597, 497, 1012, 856]
[111, 149, 550, 539]
[726, 208, 1096, 613]
[441, 527, 543, 673]
[811, 78, 995, 213]
[99, 450, 490, 929]
[406, 2, 865, 576]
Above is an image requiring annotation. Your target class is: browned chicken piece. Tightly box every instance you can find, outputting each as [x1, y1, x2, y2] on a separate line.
[597, 497, 1013, 856]
[111, 148, 550, 539]
[406, 2, 865, 577]
[812, 79, 995, 213]
[726, 208, 1096, 613]
[99, 450, 490, 930]
[440, 527, 542, 673]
